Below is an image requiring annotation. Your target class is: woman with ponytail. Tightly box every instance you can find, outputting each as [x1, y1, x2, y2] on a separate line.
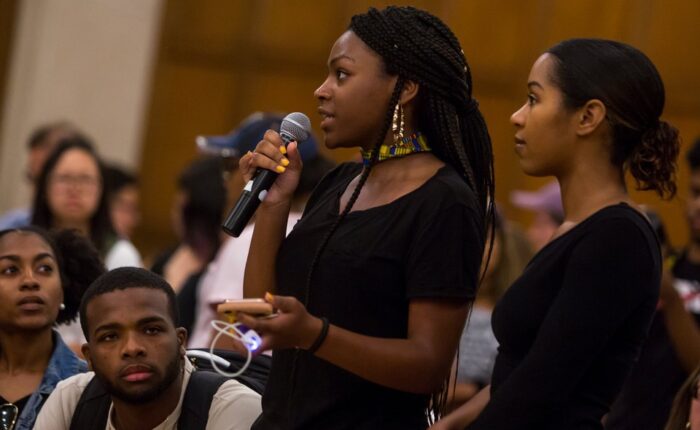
[433, 39, 679, 430]
[235, 6, 494, 429]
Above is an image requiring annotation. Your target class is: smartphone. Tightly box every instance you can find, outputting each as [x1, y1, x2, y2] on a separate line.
[217, 298, 273, 316]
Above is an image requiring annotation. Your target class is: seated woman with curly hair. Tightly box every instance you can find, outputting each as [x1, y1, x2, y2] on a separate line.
[0, 227, 105, 430]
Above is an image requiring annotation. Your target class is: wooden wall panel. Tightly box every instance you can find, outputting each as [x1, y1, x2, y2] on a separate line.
[136, 0, 700, 257]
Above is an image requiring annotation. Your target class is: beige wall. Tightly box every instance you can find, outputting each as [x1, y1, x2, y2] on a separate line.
[0, 0, 164, 213]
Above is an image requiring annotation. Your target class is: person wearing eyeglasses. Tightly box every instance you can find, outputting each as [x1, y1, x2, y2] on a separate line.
[0, 227, 104, 430]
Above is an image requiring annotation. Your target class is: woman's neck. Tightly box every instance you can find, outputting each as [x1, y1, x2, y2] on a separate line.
[366, 152, 443, 183]
[557, 158, 631, 222]
[0, 328, 54, 373]
[54, 219, 90, 236]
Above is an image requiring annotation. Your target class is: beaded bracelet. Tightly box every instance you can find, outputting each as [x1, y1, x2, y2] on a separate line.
[307, 317, 329, 354]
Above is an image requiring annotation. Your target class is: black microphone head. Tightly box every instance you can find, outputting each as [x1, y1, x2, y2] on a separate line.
[281, 112, 311, 142]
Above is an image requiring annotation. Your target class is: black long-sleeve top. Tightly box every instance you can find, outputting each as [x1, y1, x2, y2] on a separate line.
[468, 203, 661, 429]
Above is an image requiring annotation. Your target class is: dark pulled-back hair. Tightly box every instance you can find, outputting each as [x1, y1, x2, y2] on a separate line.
[31, 136, 116, 256]
[79, 267, 179, 340]
[304, 6, 495, 422]
[0, 226, 105, 324]
[546, 38, 679, 199]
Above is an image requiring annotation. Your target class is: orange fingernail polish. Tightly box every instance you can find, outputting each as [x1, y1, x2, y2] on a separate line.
[265, 292, 274, 302]
[281, 158, 290, 167]
[276, 165, 286, 173]
[279, 145, 287, 155]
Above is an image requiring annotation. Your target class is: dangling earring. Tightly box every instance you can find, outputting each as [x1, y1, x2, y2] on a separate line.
[392, 103, 405, 145]
[59, 303, 66, 310]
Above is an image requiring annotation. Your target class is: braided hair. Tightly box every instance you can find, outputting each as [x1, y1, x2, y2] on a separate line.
[306, 6, 495, 422]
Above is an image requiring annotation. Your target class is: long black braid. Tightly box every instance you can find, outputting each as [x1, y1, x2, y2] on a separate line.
[303, 6, 495, 424]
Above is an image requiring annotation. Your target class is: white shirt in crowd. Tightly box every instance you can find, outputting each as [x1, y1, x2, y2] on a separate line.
[33, 358, 261, 430]
[188, 213, 302, 349]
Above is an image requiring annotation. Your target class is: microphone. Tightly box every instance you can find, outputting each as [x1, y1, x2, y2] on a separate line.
[222, 112, 311, 237]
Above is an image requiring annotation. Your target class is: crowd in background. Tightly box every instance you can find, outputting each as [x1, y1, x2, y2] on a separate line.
[1, 6, 700, 429]
[2, 115, 699, 429]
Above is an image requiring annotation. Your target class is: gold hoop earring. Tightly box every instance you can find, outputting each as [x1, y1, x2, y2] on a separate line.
[392, 103, 405, 145]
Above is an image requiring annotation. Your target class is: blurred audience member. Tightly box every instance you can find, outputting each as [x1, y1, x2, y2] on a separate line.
[453, 212, 533, 405]
[103, 164, 140, 241]
[31, 137, 142, 269]
[0, 121, 81, 230]
[510, 181, 564, 252]
[607, 139, 700, 429]
[665, 364, 700, 430]
[0, 227, 104, 429]
[151, 156, 226, 295]
[188, 112, 334, 348]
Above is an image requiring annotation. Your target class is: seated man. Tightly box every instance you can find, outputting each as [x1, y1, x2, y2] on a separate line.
[34, 267, 261, 430]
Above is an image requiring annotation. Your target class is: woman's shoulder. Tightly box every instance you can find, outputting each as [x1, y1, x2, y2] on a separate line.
[573, 203, 661, 264]
[584, 204, 657, 239]
[411, 163, 480, 212]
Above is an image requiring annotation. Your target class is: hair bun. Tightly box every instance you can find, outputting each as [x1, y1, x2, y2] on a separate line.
[629, 120, 680, 199]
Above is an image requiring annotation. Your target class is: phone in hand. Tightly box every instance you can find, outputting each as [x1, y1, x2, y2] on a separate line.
[217, 298, 274, 317]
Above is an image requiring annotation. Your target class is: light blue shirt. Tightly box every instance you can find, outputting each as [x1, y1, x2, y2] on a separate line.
[0, 208, 31, 230]
[15, 331, 87, 430]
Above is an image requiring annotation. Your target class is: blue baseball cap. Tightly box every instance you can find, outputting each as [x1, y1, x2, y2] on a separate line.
[195, 112, 319, 161]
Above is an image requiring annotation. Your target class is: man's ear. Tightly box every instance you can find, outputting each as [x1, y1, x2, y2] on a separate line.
[576, 99, 607, 137]
[399, 79, 420, 106]
[176, 327, 188, 356]
[81, 343, 93, 370]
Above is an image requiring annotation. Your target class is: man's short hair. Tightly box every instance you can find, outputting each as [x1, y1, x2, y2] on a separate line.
[79, 267, 179, 340]
[687, 137, 700, 171]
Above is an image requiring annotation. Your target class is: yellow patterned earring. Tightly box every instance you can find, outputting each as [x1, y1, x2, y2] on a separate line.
[392, 103, 405, 146]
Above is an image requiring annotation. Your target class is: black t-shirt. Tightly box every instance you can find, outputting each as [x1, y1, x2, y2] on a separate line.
[252, 162, 484, 430]
[606, 251, 700, 429]
[469, 204, 661, 430]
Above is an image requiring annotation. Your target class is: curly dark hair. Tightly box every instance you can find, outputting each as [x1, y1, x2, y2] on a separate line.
[0, 226, 105, 324]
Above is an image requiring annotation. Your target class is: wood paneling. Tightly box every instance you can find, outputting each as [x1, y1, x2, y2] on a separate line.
[136, 0, 700, 257]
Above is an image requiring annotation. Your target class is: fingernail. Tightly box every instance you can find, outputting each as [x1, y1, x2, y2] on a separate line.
[265, 292, 274, 302]
[276, 165, 286, 173]
[279, 145, 287, 155]
[281, 158, 290, 167]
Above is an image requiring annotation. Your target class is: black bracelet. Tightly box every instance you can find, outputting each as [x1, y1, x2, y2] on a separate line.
[307, 317, 329, 354]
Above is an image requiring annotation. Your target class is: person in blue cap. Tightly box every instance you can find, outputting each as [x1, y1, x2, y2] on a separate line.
[188, 112, 334, 348]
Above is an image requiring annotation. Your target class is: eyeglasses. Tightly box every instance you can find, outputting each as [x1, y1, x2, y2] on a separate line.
[0, 402, 18, 430]
[49, 174, 100, 190]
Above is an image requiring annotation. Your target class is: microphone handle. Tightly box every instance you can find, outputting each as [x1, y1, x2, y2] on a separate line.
[221, 132, 294, 237]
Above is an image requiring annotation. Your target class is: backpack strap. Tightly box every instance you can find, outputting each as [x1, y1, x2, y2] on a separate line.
[69, 376, 111, 430]
[177, 371, 228, 430]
